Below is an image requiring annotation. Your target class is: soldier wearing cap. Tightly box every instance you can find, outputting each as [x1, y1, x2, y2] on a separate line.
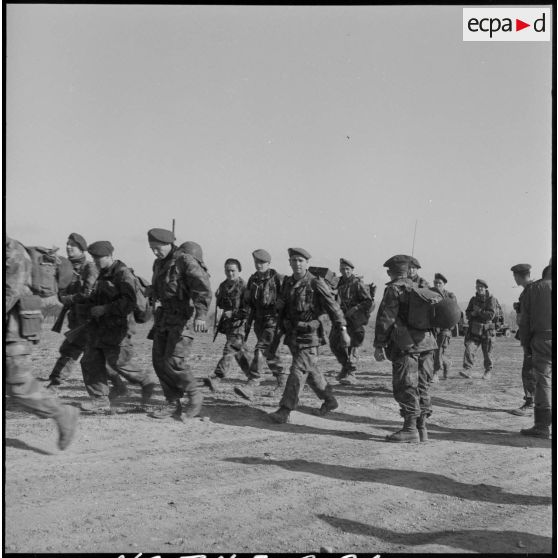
[234, 249, 286, 401]
[461, 279, 497, 379]
[509, 264, 536, 416]
[430, 273, 458, 382]
[147, 229, 212, 420]
[373, 255, 438, 442]
[408, 256, 430, 289]
[518, 264, 552, 438]
[204, 258, 250, 391]
[269, 248, 350, 423]
[329, 258, 374, 385]
[76, 241, 158, 413]
[5, 237, 79, 449]
[47, 233, 127, 398]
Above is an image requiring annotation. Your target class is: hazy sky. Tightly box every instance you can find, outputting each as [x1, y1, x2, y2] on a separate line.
[6, 5, 553, 307]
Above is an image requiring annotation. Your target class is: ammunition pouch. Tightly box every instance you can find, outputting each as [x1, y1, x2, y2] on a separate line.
[18, 295, 43, 341]
[295, 319, 321, 334]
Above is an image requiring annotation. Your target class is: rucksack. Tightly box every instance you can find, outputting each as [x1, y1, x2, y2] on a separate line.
[407, 287, 461, 330]
[127, 269, 153, 324]
[24, 246, 73, 298]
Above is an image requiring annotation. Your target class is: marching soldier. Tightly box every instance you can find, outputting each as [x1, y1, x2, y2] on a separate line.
[147, 231, 212, 420]
[373, 255, 437, 443]
[5, 237, 79, 450]
[269, 248, 350, 424]
[509, 264, 536, 416]
[47, 233, 127, 397]
[204, 258, 250, 391]
[518, 265, 552, 438]
[329, 258, 373, 385]
[461, 279, 497, 379]
[431, 273, 457, 381]
[234, 249, 287, 400]
[78, 241, 158, 413]
[408, 256, 430, 288]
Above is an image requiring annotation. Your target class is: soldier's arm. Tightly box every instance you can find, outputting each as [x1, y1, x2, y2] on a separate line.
[354, 279, 373, 313]
[465, 297, 476, 321]
[100, 269, 137, 317]
[179, 255, 212, 321]
[518, 287, 532, 347]
[373, 286, 399, 348]
[478, 297, 496, 322]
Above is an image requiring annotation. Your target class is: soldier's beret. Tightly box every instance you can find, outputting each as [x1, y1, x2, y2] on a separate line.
[288, 247, 311, 260]
[67, 232, 88, 252]
[434, 272, 447, 283]
[147, 228, 175, 244]
[339, 258, 354, 269]
[408, 256, 421, 269]
[252, 249, 271, 263]
[88, 241, 114, 257]
[225, 258, 242, 272]
[476, 279, 488, 288]
[510, 263, 531, 274]
[383, 255, 409, 269]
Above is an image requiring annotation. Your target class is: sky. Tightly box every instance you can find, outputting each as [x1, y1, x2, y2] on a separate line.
[5, 4, 553, 308]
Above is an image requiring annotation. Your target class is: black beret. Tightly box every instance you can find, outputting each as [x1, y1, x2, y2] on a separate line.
[252, 249, 271, 263]
[434, 273, 447, 283]
[476, 278, 488, 288]
[67, 232, 88, 252]
[383, 255, 409, 269]
[88, 241, 114, 257]
[408, 256, 421, 269]
[339, 258, 354, 269]
[288, 247, 312, 260]
[147, 228, 175, 244]
[225, 258, 242, 272]
[510, 263, 531, 274]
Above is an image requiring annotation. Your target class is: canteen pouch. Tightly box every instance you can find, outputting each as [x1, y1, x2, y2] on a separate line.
[469, 321, 484, 337]
[18, 295, 43, 339]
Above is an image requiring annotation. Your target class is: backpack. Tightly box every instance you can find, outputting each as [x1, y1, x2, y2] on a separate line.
[407, 287, 461, 330]
[127, 269, 153, 324]
[24, 246, 73, 298]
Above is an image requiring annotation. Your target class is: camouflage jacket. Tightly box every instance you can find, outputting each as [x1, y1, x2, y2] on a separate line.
[412, 275, 431, 289]
[58, 256, 98, 326]
[5, 237, 33, 316]
[374, 277, 437, 353]
[151, 246, 212, 322]
[244, 269, 283, 319]
[465, 293, 496, 325]
[336, 275, 373, 317]
[215, 277, 248, 333]
[278, 271, 346, 349]
[519, 278, 552, 346]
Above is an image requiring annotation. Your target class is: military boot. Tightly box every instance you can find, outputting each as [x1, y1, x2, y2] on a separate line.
[203, 375, 222, 393]
[108, 383, 129, 401]
[339, 372, 356, 385]
[417, 414, 428, 442]
[511, 399, 534, 416]
[317, 395, 339, 417]
[262, 374, 287, 397]
[520, 408, 551, 439]
[80, 397, 112, 415]
[48, 355, 78, 386]
[54, 405, 79, 450]
[482, 369, 492, 380]
[459, 369, 472, 379]
[234, 378, 260, 401]
[182, 391, 203, 418]
[149, 399, 182, 420]
[140, 382, 157, 406]
[385, 416, 420, 443]
[269, 406, 291, 424]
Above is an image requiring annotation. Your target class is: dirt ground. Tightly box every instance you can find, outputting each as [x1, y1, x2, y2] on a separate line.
[4, 321, 553, 554]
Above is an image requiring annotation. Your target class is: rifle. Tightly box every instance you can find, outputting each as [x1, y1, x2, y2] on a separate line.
[212, 309, 221, 342]
[64, 320, 91, 344]
[51, 304, 70, 333]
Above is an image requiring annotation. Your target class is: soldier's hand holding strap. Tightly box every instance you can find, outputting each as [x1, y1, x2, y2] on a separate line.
[194, 318, 207, 333]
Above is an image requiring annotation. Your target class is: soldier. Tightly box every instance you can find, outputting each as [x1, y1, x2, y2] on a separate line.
[269, 248, 350, 424]
[5, 237, 78, 450]
[78, 241, 158, 413]
[461, 279, 496, 379]
[430, 273, 457, 382]
[234, 249, 287, 400]
[147, 231, 212, 419]
[329, 258, 373, 385]
[204, 258, 250, 391]
[408, 256, 430, 288]
[47, 233, 127, 397]
[509, 264, 536, 416]
[373, 255, 437, 443]
[518, 265, 552, 438]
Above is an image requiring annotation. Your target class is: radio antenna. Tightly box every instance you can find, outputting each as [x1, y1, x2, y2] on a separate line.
[411, 219, 418, 256]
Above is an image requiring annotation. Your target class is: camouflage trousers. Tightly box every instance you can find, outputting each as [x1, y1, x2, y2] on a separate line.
[152, 325, 199, 402]
[248, 317, 285, 380]
[329, 323, 365, 374]
[520, 349, 536, 403]
[433, 332, 452, 374]
[463, 333, 494, 372]
[82, 338, 154, 399]
[214, 333, 251, 378]
[390, 347, 435, 418]
[280, 345, 334, 411]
